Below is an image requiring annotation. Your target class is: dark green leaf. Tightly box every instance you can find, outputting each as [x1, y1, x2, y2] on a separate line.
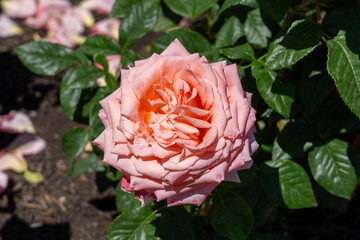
[70, 154, 100, 179]
[323, 8, 360, 41]
[60, 87, 82, 121]
[265, 20, 324, 70]
[106, 207, 156, 240]
[244, 9, 272, 48]
[119, 0, 159, 50]
[327, 32, 360, 119]
[251, 190, 277, 228]
[261, 160, 317, 209]
[210, 188, 253, 240]
[15, 41, 77, 76]
[164, 0, 217, 18]
[83, 87, 110, 119]
[111, 0, 138, 18]
[272, 118, 314, 160]
[60, 66, 104, 120]
[155, 207, 196, 240]
[90, 102, 105, 141]
[153, 8, 176, 32]
[215, 16, 244, 49]
[251, 61, 295, 118]
[308, 138, 357, 199]
[96, 169, 112, 193]
[121, 50, 141, 69]
[257, 0, 291, 23]
[201, 49, 225, 63]
[94, 54, 109, 71]
[75, 47, 92, 65]
[221, 43, 254, 61]
[151, 28, 211, 54]
[79, 35, 121, 56]
[62, 66, 104, 89]
[115, 181, 141, 212]
[248, 231, 280, 240]
[105, 74, 119, 92]
[219, 0, 258, 15]
[297, 51, 334, 110]
[62, 128, 88, 167]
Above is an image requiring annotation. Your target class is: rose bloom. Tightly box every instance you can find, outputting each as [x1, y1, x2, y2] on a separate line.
[93, 39, 258, 206]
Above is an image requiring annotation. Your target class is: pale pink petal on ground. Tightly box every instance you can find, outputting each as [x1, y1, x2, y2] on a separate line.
[0, 152, 27, 173]
[0, 111, 35, 134]
[0, 14, 23, 37]
[0, 172, 9, 194]
[79, 0, 115, 15]
[1, 0, 37, 19]
[89, 18, 120, 40]
[9, 133, 46, 156]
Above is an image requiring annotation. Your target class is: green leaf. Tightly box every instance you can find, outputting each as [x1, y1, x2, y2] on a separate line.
[82, 87, 111, 118]
[327, 32, 360, 119]
[151, 28, 211, 54]
[215, 16, 244, 49]
[14, 41, 77, 76]
[105, 74, 119, 92]
[111, 0, 138, 18]
[96, 169, 112, 193]
[121, 50, 141, 69]
[248, 231, 280, 240]
[62, 128, 89, 167]
[94, 54, 109, 71]
[221, 43, 254, 61]
[297, 51, 334, 110]
[251, 61, 295, 118]
[164, 0, 217, 18]
[115, 181, 141, 212]
[308, 138, 357, 199]
[106, 207, 156, 240]
[257, 0, 291, 23]
[24, 170, 44, 183]
[210, 188, 253, 240]
[153, 8, 176, 32]
[323, 8, 360, 40]
[265, 20, 324, 70]
[155, 207, 196, 240]
[79, 35, 121, 56]
[244, 8, 272, 48]
[70, 154, 100, 179]
[90, 103, 105, 141]
[60, 66, 104, 120]
[119, 0, 159, 50]
[251, 190, 277, 228]
[219, 0, 258, 15]
[261, 160, 318, 209]
[272, 118, 314, 160]
[62, 66, 104, 89]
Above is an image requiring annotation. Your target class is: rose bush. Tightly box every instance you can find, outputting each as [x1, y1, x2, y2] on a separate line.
[93, 39, 258, 206]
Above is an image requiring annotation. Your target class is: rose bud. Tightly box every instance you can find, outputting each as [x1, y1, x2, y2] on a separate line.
[93, 39, 258, 207]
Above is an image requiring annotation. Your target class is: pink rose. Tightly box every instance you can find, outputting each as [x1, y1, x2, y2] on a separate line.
[93, 39, 258, 206]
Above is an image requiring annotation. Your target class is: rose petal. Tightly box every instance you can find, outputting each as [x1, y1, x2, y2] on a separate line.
[0, 152, 27, 173]
[0, 111, 34, 134]
[0, 172, 9, 194]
